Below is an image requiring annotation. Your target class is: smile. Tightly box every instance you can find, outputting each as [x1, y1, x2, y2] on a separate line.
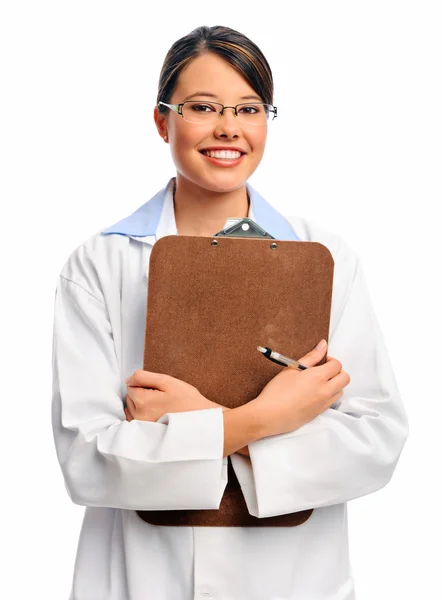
[199, 150, 245, 167]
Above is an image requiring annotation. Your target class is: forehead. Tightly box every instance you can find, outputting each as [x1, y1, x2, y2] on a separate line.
[171, 53, 258, 101]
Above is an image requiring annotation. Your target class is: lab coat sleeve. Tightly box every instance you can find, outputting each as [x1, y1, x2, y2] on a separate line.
[230, 253, 409, 518]
[52, 275, 227, 510]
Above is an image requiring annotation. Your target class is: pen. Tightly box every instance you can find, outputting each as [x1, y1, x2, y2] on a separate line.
[257, 346, 308, 371]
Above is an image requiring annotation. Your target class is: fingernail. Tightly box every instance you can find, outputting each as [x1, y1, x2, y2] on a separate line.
[316, 339, 327, 350]
[125, 376, 130, 384]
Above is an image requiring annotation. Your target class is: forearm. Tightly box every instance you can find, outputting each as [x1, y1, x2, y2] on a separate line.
[231, 257, 409, 517]
[53, 279, 227, 510]
[232, 396, 408, 518]
[222, 402, 264, 457]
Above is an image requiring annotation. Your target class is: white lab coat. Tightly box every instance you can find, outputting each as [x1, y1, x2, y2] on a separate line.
[52, 178, 408, 600]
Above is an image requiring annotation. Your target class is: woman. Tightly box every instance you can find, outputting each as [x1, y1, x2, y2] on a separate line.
[52, 25, 408, 600]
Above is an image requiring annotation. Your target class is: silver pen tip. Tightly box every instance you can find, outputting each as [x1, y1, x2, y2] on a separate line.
[257, 346, 267, 353]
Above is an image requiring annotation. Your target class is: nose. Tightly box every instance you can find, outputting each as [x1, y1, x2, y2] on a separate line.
[213, 106, 240, 138]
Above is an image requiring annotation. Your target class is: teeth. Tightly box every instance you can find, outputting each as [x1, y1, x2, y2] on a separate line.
[202, 150, 242, 159]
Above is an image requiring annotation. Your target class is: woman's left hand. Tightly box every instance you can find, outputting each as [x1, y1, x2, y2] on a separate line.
[124, 370, 250, 457]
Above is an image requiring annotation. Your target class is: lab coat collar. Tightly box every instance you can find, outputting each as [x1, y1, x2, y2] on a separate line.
[101, 177, 300, 242]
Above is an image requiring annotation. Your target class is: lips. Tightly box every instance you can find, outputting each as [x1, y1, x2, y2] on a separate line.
[199, 149, 245, 167]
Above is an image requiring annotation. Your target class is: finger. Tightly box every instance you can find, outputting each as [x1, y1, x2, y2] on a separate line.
[297, 339, 328, 368]
[315, 357, 344, 380]
[126, 370, 170, 390]
[325, 369, 351, 395]
[125, 393, 137, 414]
[124, 407, 134, 422]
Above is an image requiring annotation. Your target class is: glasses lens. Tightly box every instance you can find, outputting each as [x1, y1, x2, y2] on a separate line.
[181, 102, 224, 124]
[235, 103, 275, 125]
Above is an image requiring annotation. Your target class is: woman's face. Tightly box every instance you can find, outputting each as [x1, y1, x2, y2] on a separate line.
[154, 52, 268, 193]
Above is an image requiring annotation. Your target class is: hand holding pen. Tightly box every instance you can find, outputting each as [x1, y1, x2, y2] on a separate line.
[251, 339, 351, 438]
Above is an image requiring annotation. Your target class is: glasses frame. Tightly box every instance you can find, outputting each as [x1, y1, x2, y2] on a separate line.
[158, 100, 278, 123]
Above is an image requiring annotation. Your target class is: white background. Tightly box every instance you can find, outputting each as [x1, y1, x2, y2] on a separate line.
[1, 1, 440, 598]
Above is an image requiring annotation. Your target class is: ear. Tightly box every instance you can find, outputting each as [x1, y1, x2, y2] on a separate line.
[154, 105, 168, 141]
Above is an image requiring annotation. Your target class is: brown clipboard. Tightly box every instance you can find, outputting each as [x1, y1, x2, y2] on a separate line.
[137, 222, 334, 527]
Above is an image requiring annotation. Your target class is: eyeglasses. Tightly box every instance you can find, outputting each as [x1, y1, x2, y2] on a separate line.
[158, 100, 277, 126]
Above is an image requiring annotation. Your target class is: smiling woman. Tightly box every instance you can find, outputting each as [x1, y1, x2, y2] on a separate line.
[51, 24, 408, 600]
[154, 49, 272, 235]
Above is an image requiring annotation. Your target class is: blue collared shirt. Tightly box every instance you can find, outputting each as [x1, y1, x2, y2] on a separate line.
[101, 177, 301, 242]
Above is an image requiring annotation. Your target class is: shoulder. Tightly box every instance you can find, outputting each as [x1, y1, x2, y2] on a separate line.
[58, 231, 131, 300]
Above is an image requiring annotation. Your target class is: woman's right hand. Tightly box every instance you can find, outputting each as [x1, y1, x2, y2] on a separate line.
[250, 340, 351, 439]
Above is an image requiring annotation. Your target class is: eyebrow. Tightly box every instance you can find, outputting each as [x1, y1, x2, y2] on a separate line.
[182, 91, 262, 102]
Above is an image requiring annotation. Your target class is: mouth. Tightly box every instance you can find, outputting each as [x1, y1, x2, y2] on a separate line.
[199, 149, 246, 167]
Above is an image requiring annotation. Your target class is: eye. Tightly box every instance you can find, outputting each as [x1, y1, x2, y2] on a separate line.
[237, 104, 262, 115]
[189, 103, 217, 113]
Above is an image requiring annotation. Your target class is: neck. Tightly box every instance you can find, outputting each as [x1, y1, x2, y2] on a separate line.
[173, 175, 250, 236]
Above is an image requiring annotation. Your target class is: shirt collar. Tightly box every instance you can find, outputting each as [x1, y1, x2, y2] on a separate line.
[101, 177, 300, 242]
[155, 179, 256, 241]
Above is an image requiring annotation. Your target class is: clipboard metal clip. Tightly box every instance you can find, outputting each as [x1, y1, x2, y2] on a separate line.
[213, 217, 275, 239]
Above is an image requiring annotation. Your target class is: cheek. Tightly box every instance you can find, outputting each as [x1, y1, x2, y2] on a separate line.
[250, 130, 267, 156]
[171, 131, 224, 179]
[169, 123, 204, 159]
[172, 120, 207, 146]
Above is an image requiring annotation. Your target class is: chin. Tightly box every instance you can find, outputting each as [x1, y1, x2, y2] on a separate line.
[176, 161, 254, 194]
[203, 180, 246, 193]
[197, 170, 251, 193]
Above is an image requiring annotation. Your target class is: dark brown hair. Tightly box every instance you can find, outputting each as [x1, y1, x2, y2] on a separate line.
[157, 25, 274, 112]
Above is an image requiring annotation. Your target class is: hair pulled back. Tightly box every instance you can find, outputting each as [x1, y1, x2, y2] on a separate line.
[157, 25, 273, 112]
